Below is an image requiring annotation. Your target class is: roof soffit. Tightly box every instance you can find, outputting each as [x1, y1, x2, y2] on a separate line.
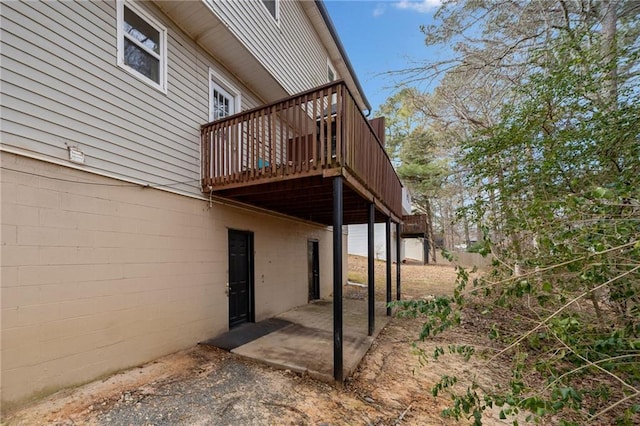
[152, 0, 287, 104]
[153, 1, 368, 112]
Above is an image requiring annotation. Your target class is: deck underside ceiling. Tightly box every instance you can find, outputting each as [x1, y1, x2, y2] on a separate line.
[212, 174, 392, 226]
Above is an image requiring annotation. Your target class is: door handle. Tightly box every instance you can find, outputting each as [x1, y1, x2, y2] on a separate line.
[225, 283, 230, 296]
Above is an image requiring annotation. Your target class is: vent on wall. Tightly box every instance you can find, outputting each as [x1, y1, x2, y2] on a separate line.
[68, 146, 85, 164]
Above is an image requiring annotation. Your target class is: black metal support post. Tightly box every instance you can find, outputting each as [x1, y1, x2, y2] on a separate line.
[386, 217, 392, 316]
[367, 203, 375, 336]
[397, 222, 402, 301]
[333, 176, 344, 382]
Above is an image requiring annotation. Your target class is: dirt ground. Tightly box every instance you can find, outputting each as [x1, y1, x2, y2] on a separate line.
[3, 256, 520, 425]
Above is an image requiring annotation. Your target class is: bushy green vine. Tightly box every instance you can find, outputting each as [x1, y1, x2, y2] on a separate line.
[392, 13, 640, 425]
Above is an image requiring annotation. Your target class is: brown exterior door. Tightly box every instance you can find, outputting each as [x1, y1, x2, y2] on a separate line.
[308, 240, 320, 301]
[228, 230, 254, 328]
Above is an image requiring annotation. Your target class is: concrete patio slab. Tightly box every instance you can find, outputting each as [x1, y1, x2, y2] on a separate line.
[231, 298, 390, 382]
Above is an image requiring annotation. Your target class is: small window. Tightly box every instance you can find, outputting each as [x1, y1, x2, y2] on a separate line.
[262, 0, 279, 22]
[327, 60, 337, 82]
[117, 1, 167, 92]
[211, 84, 234, 121]
[209, 69, 241, 122]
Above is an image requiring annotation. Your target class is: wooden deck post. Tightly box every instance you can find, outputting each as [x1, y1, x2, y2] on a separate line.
[386, 217, 392, 316]
[367, 203, 375, 336]
[333, 176, 344, 382]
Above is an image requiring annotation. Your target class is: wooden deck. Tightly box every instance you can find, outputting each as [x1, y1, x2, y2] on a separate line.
[401, 214, 428, 238]
[201, 81, 402, 225]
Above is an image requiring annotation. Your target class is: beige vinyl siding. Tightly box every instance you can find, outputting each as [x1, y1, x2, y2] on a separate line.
[0, 0, 259, 195]
[205, 0, 333, 96]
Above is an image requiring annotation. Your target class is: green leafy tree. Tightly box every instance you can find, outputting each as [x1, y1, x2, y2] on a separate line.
[393, 1, 640, 424]
[378, 89, 452, 256]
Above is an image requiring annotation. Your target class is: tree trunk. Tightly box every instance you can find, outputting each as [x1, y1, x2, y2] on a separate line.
[457, 175, 471, 248]
[424, 198, 437, 263]
[601, 0, 618, 105]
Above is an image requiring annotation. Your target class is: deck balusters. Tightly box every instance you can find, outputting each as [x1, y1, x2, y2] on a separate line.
[201, 81, 402, 218]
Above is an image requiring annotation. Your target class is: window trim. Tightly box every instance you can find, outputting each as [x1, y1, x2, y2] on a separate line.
[327, 59, 337, 82]
[116, 0, 168, 93]
[261, 0, 280, 24]
[208, 68, 242, 122]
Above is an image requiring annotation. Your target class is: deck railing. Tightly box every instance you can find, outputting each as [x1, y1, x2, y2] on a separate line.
[201, 81, 402, 217]
[402, 214, 429, 236]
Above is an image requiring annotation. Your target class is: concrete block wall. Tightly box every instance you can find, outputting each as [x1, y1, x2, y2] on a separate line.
[0, 152, 333, 409]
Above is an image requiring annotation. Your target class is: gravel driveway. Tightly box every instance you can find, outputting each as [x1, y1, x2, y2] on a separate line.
[93, 347, 316, 426]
